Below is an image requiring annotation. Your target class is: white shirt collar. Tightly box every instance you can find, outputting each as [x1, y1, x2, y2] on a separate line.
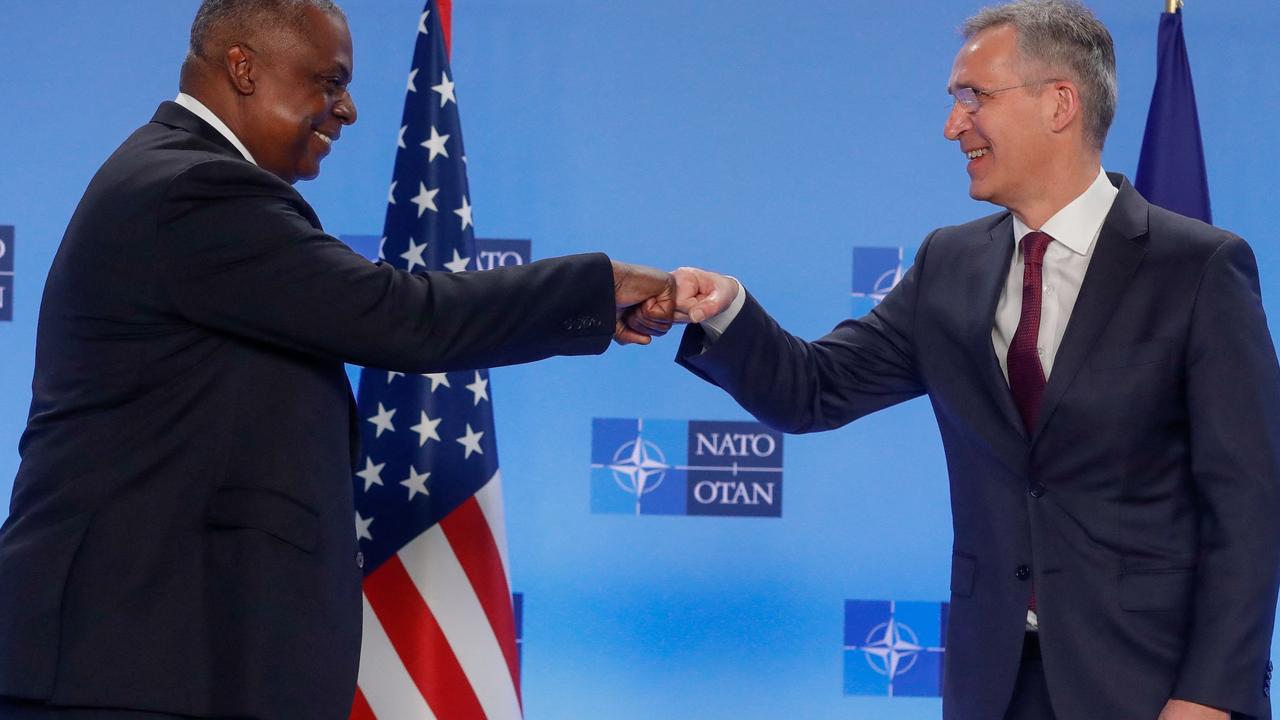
[174, 93, 258, 166]
[1012, 167, 1118, 256]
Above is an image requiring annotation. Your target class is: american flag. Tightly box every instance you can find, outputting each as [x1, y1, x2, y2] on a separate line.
[349, 2, 522, 718]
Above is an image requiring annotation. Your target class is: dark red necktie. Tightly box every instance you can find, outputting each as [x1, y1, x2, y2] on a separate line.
[1007, 230, 1053, 615]
[1007, 231, 1054, 433]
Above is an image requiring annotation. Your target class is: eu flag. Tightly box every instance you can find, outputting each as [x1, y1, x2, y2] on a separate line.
[1134, 8, 1212, 224]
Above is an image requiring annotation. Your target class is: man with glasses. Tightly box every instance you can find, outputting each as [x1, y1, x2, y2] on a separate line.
[650, 1, 1280, 718]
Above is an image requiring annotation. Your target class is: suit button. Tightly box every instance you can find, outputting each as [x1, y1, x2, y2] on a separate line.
[1029, 484, 1045, 498]
[356, 551, 364, 569]
[1015, 565, 1031, 581]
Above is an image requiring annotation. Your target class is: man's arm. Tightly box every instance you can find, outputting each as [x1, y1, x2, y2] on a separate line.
[1169, 235, 1280, 718]
[662, 235, 936, 434]
[156, 160, 673, 370]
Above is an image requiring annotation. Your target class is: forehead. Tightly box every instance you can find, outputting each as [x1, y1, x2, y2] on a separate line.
[280, 7, 353, 71]
[948, 24, 1021, 89]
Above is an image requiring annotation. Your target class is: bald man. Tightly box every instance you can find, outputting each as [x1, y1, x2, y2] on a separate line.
[0, 1, 672, 718]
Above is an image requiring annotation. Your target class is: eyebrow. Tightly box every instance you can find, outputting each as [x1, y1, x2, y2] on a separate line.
[327, 63, 352, 82]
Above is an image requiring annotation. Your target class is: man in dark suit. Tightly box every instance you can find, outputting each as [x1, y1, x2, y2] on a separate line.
[0, 1, 672, 718]
[656, 1, 1280, 718]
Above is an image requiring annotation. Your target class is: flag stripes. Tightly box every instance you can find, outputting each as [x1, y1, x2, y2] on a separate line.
[398, 526, 524, 719]
[364, 555, 487, 718]
[439, 495, 522, 696]
[358, 592, 442, 719]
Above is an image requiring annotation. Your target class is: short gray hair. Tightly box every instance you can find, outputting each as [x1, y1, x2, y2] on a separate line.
[963, 0, 1117, 150]
[188, 0, 345, 61]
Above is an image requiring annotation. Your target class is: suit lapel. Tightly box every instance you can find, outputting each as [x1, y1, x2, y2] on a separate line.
[966, 214, 1028, 439]
[1031, 176, 1150, 441]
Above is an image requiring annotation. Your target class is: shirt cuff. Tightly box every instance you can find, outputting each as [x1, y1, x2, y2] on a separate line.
[699, 277, 746, 341]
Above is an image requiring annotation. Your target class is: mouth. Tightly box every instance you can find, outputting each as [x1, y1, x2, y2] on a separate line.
[313, 130, 336, 147]
[964, 147, 990, 160]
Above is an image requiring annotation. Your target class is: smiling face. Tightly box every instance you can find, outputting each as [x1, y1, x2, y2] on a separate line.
[943, 25, 1055, 213]
[237, 6, 357, 183]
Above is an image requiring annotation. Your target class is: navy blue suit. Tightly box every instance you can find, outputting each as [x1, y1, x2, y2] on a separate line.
[678, 175, 1280, 719]
[0, 102, 616, 719]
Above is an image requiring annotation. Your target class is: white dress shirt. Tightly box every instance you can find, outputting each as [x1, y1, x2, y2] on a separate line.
[174, 93, 258, 166]
[993, 167, 1118, 381]
[703, 167, 1119, 379]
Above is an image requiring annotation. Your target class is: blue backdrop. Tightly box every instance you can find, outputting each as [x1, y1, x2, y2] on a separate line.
[2, 2, 1278, 717]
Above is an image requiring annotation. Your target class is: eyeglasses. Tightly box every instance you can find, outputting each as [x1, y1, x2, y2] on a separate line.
[949, 79, 1060, 113]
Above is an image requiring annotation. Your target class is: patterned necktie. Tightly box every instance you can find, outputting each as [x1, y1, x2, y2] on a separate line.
[1007, 231, 1055, 433]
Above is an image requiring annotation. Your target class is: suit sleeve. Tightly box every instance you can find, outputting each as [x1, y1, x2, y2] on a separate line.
[154, 159, 616, 372]
[675, 233, 934, 434]
[1172, 235, 1280, 717]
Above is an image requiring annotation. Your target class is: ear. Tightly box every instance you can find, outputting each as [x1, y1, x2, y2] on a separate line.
[225, 44, 255, 96]
[1047, 80, 1080, 134]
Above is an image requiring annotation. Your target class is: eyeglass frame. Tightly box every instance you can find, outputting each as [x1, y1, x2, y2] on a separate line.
[948, 79, 1063, 113]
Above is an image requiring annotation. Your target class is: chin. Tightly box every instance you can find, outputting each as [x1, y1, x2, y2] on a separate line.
[296, 164, 322, 183]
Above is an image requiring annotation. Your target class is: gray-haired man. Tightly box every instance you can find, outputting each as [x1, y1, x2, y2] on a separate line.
[662, 2, 1280, 718]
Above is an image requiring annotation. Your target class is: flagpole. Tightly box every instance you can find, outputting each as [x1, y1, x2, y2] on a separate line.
[1165, 0, 1182, 13]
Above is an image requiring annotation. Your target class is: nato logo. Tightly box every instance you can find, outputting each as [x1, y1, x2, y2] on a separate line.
[513, 592, 524, 673]
[339, 234, 531, 269]
[473, 239, 531, 270]
[0, 225, 13, 322]
[843, 599, 947, 697]
[590, 418, 783, 517]
[851, 246, 903, 316]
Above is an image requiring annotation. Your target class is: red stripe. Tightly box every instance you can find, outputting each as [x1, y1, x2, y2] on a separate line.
[364, 555, 486, 720]
[349, 687, 376, 720]
[439, 0, 453, 57]
[440, 497, 522, 703]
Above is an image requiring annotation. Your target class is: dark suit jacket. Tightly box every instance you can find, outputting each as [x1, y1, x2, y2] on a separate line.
[0, 102, 616, 719]
[678, 175, 1280, 720]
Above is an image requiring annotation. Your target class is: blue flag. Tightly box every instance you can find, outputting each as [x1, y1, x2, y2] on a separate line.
[1134, 8, 1212, 224]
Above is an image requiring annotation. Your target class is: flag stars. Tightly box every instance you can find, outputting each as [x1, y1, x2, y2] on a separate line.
[400, 238, 428, 271]
[401, 465, 431, 500]
[377, 237, 387, 260]
[410, 410, 442, 447]
[454, 196, 473, 231]
[355, 511, 374, 541]
[410, 182, 440, 218]
[466, 371, 489, 406]
[444, 249, 470, 273]
[432, 72, 456, 108]
[387, 180, 398, 205]
[367, 402, 397, 437]
[356, 457, 386, 492]
[386, 371, 404, 383]
[422, 372, 450, 391]
[397, 125, 407, 149]
[421, 125, 450, 162]
[418, 10, 430, 35]
[407, 68, 419, 93]
[457, 424, 485, 459]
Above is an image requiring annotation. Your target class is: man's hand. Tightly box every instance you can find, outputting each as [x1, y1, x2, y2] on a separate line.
[612, 260, 675, 345]
[1157, 699, 1229, 720]
[672, 266, 738, 324]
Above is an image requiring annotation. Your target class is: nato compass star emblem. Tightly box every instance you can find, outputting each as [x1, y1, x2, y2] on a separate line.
[843, 600, 947, 697]
[861, 617, 924, 678]
[608, 433, 670, 515]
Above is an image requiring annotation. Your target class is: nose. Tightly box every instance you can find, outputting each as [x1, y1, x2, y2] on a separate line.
[943, 101, 970, 141]
[336, 91, 358, 125]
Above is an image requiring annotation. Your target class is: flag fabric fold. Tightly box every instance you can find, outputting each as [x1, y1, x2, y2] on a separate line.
[350, 2, 522, 718]
[1134, 8, 1212, 224]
